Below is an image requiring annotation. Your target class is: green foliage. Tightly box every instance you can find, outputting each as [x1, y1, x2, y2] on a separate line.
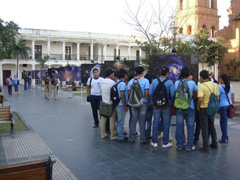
[0, 19, 20, 59]
[225, 58, 240, 77]
[36, 55, 50, 69]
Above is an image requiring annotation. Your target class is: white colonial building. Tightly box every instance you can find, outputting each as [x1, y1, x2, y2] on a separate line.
[0, 28, 146, 85]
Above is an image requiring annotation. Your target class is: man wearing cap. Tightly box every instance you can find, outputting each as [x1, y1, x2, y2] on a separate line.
[149, 66, 175, 148]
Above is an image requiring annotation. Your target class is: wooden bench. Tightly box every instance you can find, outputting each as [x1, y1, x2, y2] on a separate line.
[0, 155, 56, 180]
[66, 86, 82, 91]
[0, 95, 3, 106]
[0, 106, 14, 137]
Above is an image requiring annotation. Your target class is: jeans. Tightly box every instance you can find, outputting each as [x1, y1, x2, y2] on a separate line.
[175, 108, 195, 149]
[220, 106, 229, 141]
[199, 108, 218, 151]
[8, 85, 12, 95]
[145, 105, 153, 138]
[24, 81, 27, 90]
[152, 105, 171, 145]
[28, 82, 31, 89]
[14, 84, 19, 92]
[116, 106, 126, 140]
[129, 103, 147, 142]
[90, 95, 101, 126]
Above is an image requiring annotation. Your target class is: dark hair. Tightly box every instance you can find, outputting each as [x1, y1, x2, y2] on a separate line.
[200, 70, 209, 80]
[144, 73, 152, 84]
[180, 67, 190, 78]
[105, 68, 114, 77]
[128, 72, 135, 81]
[135, 66, 145, 75]
[92, 68, 99, 73]
[220, 74, 230, 93]
[118, 69, 127, 79]
[160, 66, 169, 76]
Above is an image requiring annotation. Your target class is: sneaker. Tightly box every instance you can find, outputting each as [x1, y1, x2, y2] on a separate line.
[101, 134, 107, 139]
[151, 142, 158, 148]
[176, 147, 183, 151]
[93, 125, 99, 128]
[162, 143, 172, 148]
[185, 146, 196, 152]
[219, 139, 228, 143]
[210, 144, 218, 149]
[110, 136, 117, 140]
[140, 140, 148, 144]
[199, 147, 210, 153]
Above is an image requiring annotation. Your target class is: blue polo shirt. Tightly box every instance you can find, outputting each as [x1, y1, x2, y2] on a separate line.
[12, 78, 19, 86]
[128, 78, 150, 103]
[117, 81, 128, 106]
[219, 85, 233, 107]
[150, 77, 175, 105]
[175, 79, 198, 109]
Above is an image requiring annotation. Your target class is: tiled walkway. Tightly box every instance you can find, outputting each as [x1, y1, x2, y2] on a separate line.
[1, 85, 240, 180]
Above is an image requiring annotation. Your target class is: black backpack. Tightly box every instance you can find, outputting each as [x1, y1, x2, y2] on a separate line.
[153, 78, 168, 108]
[110, 81, 122, 107]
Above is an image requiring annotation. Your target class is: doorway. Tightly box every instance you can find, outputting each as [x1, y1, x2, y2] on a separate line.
[3, 70, 11, 85]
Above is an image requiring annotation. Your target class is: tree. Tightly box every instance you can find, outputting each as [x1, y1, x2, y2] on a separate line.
[10, 39, 31, 77]
[0, 19, 20, 59]
[225, 58, 240, 77]
[36, 55, 50, 69]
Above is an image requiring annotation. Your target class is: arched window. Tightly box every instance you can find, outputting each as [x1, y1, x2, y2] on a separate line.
[187, 25, 192, 35]
[202, 24, 207, 31]
[180, 0, 183, 10]
[209, 0, 214, 8]
[211, 26, 215, 37]
[179, 27, 183, 34]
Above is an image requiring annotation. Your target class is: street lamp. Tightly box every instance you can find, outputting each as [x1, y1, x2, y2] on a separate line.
[171, 21, 178, 54]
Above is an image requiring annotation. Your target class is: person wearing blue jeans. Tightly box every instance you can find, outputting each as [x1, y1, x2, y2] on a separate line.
[149, 66, 175, 148]
[12, 75, 20, 95]
[218, 74, 232, 143]
[116, 69, 128, 141]
[128, 66, 150, 144]
[175, 67, 197, 151]
[145, 105, 153, 139]
[6, 76, 13, 95]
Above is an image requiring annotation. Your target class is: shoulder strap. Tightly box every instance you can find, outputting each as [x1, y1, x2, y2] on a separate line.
[203, 83, 212, 93]
[89, 78, 92, 95]
[222, 86, 231, 105]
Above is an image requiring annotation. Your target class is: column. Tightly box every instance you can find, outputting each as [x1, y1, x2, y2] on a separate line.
[90, 40, 93, 60]
[104, 44, 107, 61]
[77, 43, 80, 60]
[62, 42, 65, 60]
[32, 64, 35, 86]
[32, 40, 35, 59]
[116, 45, 119, 56]
[47, 39, 50, 56]
[139, 48, 142, 57]
[128, 46, 131, 60]
[0, 63, 3, 86]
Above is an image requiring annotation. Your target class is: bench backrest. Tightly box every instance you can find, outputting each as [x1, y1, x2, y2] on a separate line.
[0, 155, 56, 180]
[0, 106, 11, 122]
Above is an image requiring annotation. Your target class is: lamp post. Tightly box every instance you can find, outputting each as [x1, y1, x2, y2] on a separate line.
[171, 21, 178, 54]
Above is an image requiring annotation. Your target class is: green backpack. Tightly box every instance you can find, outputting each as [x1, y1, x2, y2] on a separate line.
[204, 84, 219, 116]
[128, 79, 144, 107]
[174, 80, 190, 109]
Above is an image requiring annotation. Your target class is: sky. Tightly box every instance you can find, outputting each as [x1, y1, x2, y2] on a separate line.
[0, 0, 231, 36]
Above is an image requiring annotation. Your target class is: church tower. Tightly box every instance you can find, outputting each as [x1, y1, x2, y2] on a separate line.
[175, 0, 219, 37]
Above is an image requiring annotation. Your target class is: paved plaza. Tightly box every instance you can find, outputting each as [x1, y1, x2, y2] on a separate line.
[1, 85, 240, 180]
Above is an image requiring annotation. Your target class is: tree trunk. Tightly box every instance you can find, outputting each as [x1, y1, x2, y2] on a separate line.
[16, 54, 19, 78]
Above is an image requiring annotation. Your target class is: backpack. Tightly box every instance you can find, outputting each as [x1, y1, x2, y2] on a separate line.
[128, 79, 144, 107]
[174, 80, 190, 109]
[153, 78, 168, 109]
[110, 81, 122, 107]
[204, 83, 219, 116]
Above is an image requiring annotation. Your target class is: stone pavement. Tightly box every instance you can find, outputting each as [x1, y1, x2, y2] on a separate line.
[1, 85, 240, 180]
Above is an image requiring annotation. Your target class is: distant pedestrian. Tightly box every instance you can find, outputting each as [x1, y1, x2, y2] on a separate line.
[209, 72, 219, 84]
[52, 74, 59, 100]
[218, 74, 232, 143]
[23, 71, 28, 90]
[28, 73, 32, 89]
[87, 68, 104, 128]
[12, 75, 20, 95]
[43, 72, 51, 99]
[6, 76, 13, 95]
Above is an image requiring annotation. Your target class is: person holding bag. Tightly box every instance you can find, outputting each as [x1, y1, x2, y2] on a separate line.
[218, 74, 233, 143]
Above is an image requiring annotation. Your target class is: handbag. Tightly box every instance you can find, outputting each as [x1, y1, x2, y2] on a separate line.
[99, 101, 113, 118]
[222, 86, 234, 119]
[87, 78, 92, 102]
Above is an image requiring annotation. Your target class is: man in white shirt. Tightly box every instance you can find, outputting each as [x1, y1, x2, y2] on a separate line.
[100, 69, 117, 139]
[87, 68, 104, 128]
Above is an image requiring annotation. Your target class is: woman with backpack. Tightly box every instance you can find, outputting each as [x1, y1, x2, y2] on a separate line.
[218, 74, 233, 143]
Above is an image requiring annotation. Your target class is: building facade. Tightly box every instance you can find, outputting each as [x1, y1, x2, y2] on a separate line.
[0, 28, 145, 85]
[175, 0, 219, 37]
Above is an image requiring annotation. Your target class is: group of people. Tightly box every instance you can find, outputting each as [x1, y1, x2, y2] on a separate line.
[6, 75, 20, 95]
[87, 66, 233, 153]
[43, 72, 60, 100]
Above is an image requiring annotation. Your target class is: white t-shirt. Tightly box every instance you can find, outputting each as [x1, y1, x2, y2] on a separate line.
[101, 78, 116, 104]
[87, 77, 103, 96]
